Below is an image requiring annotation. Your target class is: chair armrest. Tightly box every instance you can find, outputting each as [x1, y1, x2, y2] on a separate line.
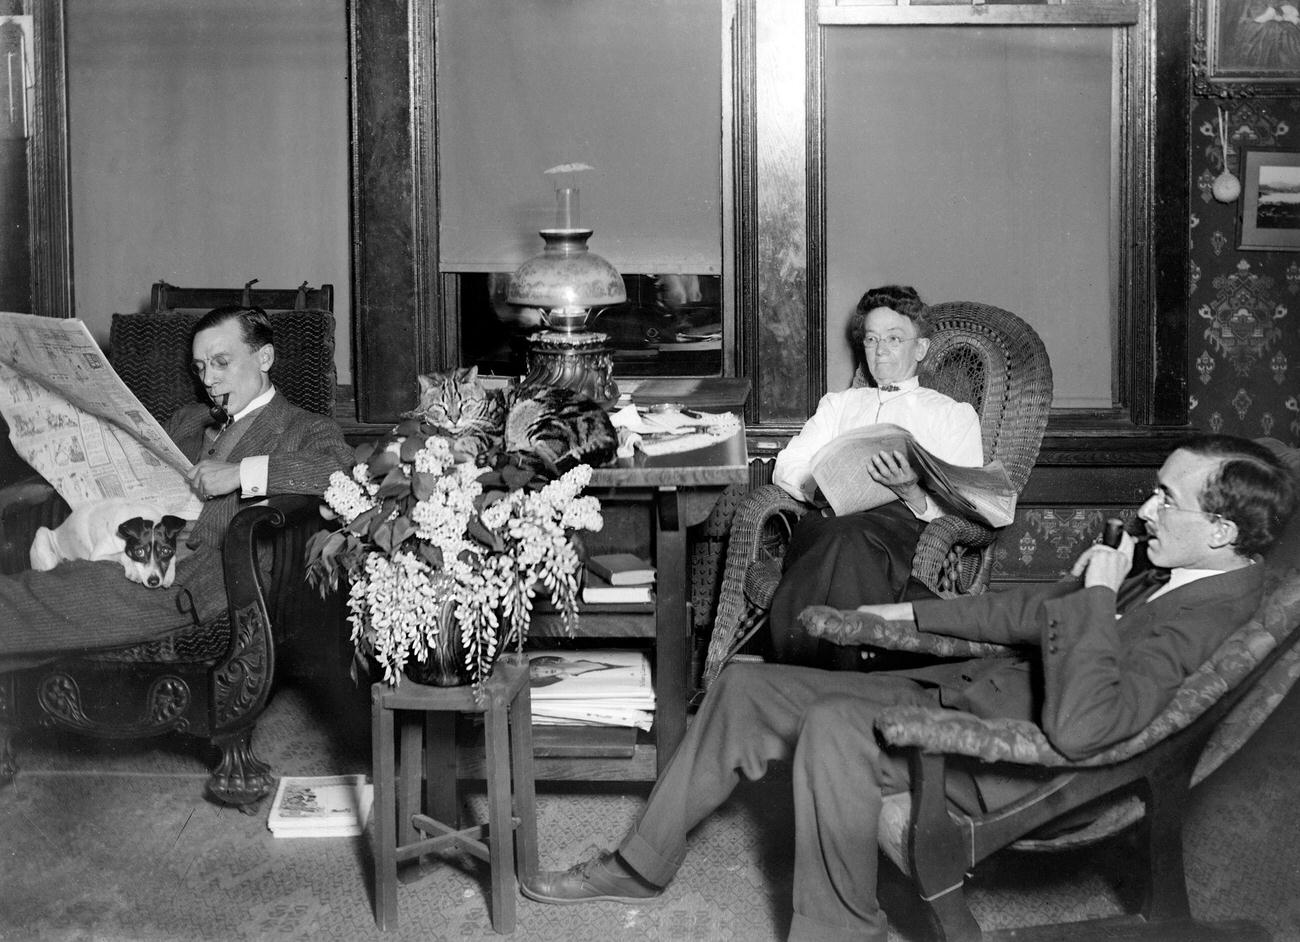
[702, 484, 814, 687]
[874, 705, 1063, 766]
[798, 605, 1015, 659]
[0, 477, 69, 575]
[912, 513, 998, 597]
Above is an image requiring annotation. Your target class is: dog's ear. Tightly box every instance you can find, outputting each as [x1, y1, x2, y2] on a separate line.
[117, 517, 150, 542]
[160, 515, 187, 540]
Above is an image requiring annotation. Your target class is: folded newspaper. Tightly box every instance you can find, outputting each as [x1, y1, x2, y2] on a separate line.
[0, 312, 203, 518]
[809, 422, 1016, 527]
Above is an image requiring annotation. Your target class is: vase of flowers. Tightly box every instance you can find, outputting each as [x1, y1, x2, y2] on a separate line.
[305, 371, 611, 688]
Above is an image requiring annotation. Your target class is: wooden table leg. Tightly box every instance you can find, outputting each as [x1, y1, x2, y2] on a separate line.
[372, 686, 398, 930]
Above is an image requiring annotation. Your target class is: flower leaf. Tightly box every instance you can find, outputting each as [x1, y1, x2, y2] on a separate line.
[390, 515, 417, 548]
[354, 441, 377, 464]
[348, 506, 379, 535]
[500, 462, 535, 491]
[417, 543, 444, 570]
[372, 519, 396, 553]
[412, 470, 441, 501]
[375, 467, 412, 500]
[394, 417, 422, 437]
[467, 514, 504, 552]
[399, 434, 428, 463]
[368, 449, 399, 476]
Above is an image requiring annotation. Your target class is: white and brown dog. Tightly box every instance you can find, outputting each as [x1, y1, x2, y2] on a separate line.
[29, 498, 187, 588]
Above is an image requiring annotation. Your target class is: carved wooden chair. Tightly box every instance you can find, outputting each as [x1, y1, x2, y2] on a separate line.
[0, 297, 340, 808]
[797, 440, 1300, 941]
[701, 301, 1053, 689]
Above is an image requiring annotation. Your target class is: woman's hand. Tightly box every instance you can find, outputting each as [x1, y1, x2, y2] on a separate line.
[867, 449, 927, 513]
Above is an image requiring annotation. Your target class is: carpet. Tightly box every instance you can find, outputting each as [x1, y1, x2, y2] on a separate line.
[1, 677, 1297, 942]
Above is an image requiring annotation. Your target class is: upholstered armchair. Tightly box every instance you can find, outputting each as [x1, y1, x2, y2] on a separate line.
[0, 302, 341, 808]
[701, 301, 1053, 688]
[796, 440, 1300, 941]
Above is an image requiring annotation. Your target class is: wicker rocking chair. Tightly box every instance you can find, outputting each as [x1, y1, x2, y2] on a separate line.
[796, 439, 1300, 941]
[701, 301, 1053, 689]
[0, 299, 341, 808]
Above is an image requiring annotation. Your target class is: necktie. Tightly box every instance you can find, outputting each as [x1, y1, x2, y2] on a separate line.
[1115, 568, 1171, 614]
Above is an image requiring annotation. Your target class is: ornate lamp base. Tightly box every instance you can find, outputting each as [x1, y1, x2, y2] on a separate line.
[523, 330, 618, 406]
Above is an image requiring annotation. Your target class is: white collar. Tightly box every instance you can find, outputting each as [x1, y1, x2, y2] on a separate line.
[232, 386, 276, 424]
[873, 375, 921, 393]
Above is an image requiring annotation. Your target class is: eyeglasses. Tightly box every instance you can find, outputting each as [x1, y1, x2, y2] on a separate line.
[191, 355, 234, 377]
[1146, 487, 1224, 524]
[862, 335, 919, 351]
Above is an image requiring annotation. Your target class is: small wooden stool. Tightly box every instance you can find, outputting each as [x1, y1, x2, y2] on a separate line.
[371, 654, 538, 933]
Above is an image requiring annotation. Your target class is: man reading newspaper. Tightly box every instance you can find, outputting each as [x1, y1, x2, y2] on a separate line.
[0, 307, 353, 669]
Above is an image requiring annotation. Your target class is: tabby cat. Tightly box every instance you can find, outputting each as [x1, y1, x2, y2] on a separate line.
[405, 366, 505, 461]
[502, 385, 618, 474]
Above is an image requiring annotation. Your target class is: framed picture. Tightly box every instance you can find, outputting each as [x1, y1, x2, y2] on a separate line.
[1237, 149, 1300, 251]
[1195, 0, 1300, 97]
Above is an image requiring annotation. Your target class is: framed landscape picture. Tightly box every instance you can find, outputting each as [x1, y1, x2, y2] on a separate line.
[1237, 149, 1300, 251]
[1195, 0, 1300, 97]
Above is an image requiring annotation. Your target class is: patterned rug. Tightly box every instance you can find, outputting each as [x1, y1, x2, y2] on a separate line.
[2, 678, 1297, 942]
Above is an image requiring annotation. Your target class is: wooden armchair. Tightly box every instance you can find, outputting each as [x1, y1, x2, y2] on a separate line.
[0, 300, 340, 808]
[701, 301, 1053, 688]
[796, 441, 1300, 941]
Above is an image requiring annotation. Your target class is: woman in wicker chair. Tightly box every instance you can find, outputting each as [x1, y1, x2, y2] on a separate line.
[768, 285, 983, 665]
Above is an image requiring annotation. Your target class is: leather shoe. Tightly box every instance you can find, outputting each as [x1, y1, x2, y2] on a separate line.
[522, 853, 661, 905]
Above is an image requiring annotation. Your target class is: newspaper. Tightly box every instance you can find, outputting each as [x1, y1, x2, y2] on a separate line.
[809, 422, 1016, 528]
[0, 312, 204, 518]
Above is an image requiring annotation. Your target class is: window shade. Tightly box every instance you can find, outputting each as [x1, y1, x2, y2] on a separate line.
[435, 0, 723, 275]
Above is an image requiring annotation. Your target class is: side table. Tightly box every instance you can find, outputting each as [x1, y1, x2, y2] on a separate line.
[371, 655, 538, 933]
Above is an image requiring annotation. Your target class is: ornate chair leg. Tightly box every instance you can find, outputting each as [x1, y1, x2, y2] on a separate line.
[207, 725, 273, 811]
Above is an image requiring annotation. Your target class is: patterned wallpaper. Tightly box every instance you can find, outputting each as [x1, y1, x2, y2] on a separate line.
[1190, 97, 1300, 446]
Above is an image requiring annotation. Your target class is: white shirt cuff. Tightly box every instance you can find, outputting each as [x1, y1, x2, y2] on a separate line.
[240, 455, 269, 498]
[911, 493, 943, 522]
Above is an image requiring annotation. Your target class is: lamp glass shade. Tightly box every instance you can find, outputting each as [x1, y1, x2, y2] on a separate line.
[507, 229, 627, 313]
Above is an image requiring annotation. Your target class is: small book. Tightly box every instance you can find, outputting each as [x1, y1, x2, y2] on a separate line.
[266, 774, 373, 838]
[582, 572, 654, 604]
[585, 553, 656, 586]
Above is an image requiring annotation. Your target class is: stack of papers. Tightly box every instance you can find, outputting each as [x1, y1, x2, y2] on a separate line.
[608, 404, 741, 457]
[266, 774, 373, 838]
[527, 649, 656, 731]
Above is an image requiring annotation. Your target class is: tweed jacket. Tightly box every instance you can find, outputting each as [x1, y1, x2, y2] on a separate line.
[908, 562, 1266, 761]
[166, 392, 355, 623]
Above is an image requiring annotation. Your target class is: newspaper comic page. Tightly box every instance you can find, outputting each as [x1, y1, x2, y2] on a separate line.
[0, 312, 204, 518]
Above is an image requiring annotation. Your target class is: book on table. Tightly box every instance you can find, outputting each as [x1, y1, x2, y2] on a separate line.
[581, 572, 654, 604]
[585, 553, 656, 586]
[809, 422, 1017, 528]
[266, 774, 373, 838]
[526, 649, 656, 731]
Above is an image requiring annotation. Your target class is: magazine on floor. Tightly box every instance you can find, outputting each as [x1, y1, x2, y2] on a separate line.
[266, 774, 373, 838]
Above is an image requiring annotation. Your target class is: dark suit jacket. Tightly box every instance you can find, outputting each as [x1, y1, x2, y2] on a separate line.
[909, 563, 1266, 761]
[166, 392, 356, 623]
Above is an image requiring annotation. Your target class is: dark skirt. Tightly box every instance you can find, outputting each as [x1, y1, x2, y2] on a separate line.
[768, 500, 933, 666]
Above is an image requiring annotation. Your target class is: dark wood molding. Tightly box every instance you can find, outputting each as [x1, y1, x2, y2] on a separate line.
[349, 0, 438, 424]
[1148, 0, 1192, 427]
[28, 0, 73, 319]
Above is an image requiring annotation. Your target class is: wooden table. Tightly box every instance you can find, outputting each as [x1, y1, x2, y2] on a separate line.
[469, 378, 750, 782]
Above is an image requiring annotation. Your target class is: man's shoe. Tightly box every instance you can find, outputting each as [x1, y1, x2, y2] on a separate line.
[522, 854, 661, 905]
